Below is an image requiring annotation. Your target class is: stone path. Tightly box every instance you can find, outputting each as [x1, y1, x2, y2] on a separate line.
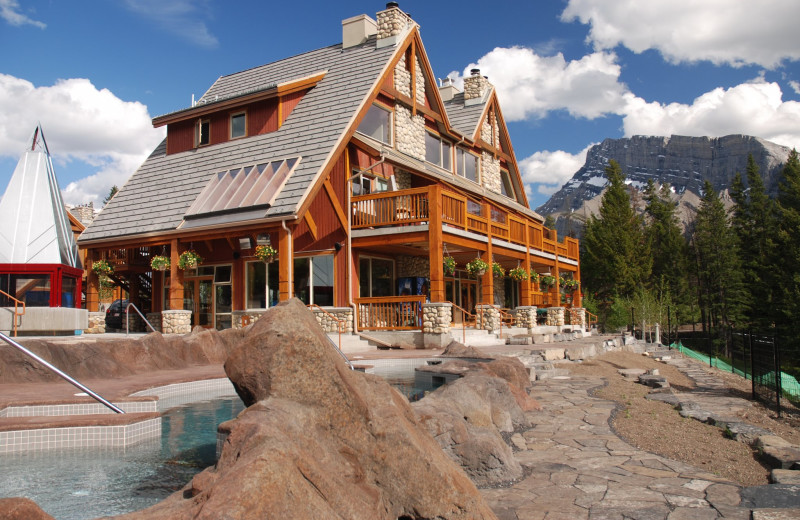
[481, 376, 751, 519]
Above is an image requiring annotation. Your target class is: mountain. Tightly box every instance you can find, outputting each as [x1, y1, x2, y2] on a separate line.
[536, 135, 792, 238]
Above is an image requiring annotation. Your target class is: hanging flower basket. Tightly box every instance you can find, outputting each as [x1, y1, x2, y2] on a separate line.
[540, 274, 557, 290]
[443, 256, 457, 276]
[562, 279, 580, 292]
[92, 259, 113, 276]
[465, 258, 489, 277]
[492, 262, 505, 278]
[150, 255, 170, 271]
[255, 244, 278, 263]
[529, 271, 539, 284]
[178, 250, 203, 270]
[508, 266, 528, 281]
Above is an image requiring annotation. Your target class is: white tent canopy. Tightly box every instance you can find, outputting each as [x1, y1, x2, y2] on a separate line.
[0, 125, 81, 268]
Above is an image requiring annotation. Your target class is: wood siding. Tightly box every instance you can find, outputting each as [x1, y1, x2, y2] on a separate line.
[280, 89, 308, 126]
[166, 120, 195, 155]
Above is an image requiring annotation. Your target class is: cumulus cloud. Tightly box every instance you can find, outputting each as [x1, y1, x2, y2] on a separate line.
[0, 0, 45, 28]
[449, 47, 628, 121]
[519, 145, 594, 197]
[123, 0, 217, 48]
[0, 74, 165, 206]
[561, 0, 800, 68]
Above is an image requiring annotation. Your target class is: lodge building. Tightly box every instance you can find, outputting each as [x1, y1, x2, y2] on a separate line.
[77, 3, 582, 337]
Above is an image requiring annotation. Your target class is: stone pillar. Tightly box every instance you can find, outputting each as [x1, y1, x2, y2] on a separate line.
[146, 312, 162, 333]
[310, 307, 354, 334]
[568, 307, 586, 331]
[514, 306, 537, 330]
[423, 302, 451, 349]
[475, 304, 501, 333]
[85, 312, 106, 334]
[546, 307, 565, 328]
[161, 310, 191, 334]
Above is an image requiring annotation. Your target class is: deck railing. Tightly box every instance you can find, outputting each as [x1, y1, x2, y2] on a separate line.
[0, 289, 25, 337]
[354, 295, 426, 331]
[352, 186, 579, 261]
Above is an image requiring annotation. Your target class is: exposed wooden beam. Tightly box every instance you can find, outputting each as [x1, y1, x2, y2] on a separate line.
[323, 179, 348, 230]
[303, 211, 318, 241]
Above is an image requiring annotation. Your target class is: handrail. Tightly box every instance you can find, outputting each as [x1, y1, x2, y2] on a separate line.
[0, 331, 125, 414]
[586, 310, 599, 330]
[306, 304, 354, 370]
[0, 289, 26, 337]
[448, 301, 476, 345]
[125, 303, 158, 336]
[479, 302, 514, 338]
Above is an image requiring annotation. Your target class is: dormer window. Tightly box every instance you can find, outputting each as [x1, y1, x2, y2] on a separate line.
[230, 112, 246, 139]
[425, 132, 452, 171]
[357, 104, 392, 145]
[196, 119, 210, 147]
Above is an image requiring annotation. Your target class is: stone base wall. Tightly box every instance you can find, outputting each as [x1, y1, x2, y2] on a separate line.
[162, 310, 191, 334]
[568, 308, 586, 330]
[312, 307, 354, 334]
[422, 302, 451, 334]
[85, 312, 106, 334]
[146, 313, 162, 333]
[546, 307, 565, 327]
[232, 310, 269, 329]
[476, 304, 501, 333]
[514, 306, 537, 329]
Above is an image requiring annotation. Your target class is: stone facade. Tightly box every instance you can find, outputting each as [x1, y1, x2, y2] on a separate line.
[397, 255, 429, 278]
[476, 304, 501, 333]
[232, 310, 269, 329]
[482, 152, 501, 193]
[393, 54, 425, 106]
[395, 169, 412, 189]
[395, 104, 425, 160]
[493, 278, 505, 307]
[546, 307, 565, 327]
[85, 312, 106, 334]
[514, 306, 537, 329]
[568, 307, 586, 330]
[464, 71, 489, 100]
[161, 310, 191, 334]
[422, 302, 451, 334]
[376, 5, 411, 40]
[311, 307, 355, 334]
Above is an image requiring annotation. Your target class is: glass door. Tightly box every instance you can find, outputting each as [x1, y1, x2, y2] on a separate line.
[184, 278, 214, 328]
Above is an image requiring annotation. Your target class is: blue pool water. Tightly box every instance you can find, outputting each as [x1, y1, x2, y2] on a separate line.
[0, 397, 244, 520]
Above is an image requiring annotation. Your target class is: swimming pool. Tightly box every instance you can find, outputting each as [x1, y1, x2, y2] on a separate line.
[0, 396, 244, 520]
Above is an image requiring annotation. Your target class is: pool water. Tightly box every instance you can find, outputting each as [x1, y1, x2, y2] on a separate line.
[0, 397, 244, 520]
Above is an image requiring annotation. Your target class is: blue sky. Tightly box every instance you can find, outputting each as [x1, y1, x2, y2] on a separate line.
[2, 0, 800, 212]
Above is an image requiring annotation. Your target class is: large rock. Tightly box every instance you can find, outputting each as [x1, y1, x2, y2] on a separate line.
[112, 298, 496, 520]
[0, 498, 54, 520]
[412, 357, 536, 486]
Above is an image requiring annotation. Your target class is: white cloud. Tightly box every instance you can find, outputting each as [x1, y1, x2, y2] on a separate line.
[620, 78, 800, 150]
[0, 0, 45, 28]
[561, 0, 800, 68]
[449, 47, 628, 121]
[0, 74, 165, 206]
[123, 0, 218, 48]
[519, 145, 593, 197]
[790, 81, 800, 95]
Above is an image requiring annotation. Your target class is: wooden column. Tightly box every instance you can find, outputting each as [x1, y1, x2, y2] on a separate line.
[168, 239, 185, 310]
[521, 221, 532, 306]
[481, 202, 493, 305]
[278, 224, 291, 301]
[428, 185, 445, 302]
[86, 249, 100, 312]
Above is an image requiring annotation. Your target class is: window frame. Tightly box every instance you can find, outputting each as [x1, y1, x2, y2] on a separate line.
[230, 111, 247, 140]
[356, 103, 393, 145]
[425, 132, 452, 171]
[294, 254, 335, 306]
[500, 169, 515, 199]
[196, 119, 211, 147]
[358, 255, 395, 297]
[455, 147, 480, 183]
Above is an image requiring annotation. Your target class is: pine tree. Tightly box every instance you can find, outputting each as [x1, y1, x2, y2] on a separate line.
[103, 185, 119, 206]
[775, 149, 800, 334]
[582, 160, 651, 304]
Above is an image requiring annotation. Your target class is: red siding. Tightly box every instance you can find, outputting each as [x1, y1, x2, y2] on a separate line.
[280, 89, 308, 126]
[249, 99, 279, 135]
[167, 120, 195, 154]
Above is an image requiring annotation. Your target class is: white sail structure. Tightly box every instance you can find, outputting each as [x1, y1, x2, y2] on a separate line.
[0, 125, 81, 268]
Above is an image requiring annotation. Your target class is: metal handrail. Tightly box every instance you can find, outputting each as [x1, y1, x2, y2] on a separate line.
[0, 331, 124, 414]
[0, 289, 26, 337]
[448, 301, 477, 345]
[586, 310, 599, 330]
[306, 304, 354, 370]
[125, 303, 158, 335]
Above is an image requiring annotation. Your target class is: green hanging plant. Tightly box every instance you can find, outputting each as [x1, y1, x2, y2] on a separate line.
[443, 256, 457, 276]
[540, 274, 557, 289]
[255, 244, 278, 263]
[508, 266, 528, 281]
[465, 258, 489, 276]
[150, 255, 171, 271]
[529, 270, 539, 284]
[178, 250, 203, 270]
[92, 259, 113, 276]
[492, 262, 505, 278]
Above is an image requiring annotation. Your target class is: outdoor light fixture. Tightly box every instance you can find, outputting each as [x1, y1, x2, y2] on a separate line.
[239, 237, 252, 250]
[256, 233, 271, 246]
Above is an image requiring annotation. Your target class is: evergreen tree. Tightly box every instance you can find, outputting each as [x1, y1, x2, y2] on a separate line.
[691, 180, 744, 352]
[582, 160, 651, 305]
[103, 185, 119, 206]
[775, 149, 800, 334]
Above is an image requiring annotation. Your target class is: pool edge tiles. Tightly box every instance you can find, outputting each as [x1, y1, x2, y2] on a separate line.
[132, 378, 237, 411]
[0, 418, 162, 454]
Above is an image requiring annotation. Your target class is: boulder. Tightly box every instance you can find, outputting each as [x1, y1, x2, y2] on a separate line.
[0, 498, 54, 520]
[115, 298, 496, 520]
[440, 340, 494, 359]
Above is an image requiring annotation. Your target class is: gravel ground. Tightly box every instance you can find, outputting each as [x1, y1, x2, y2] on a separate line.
[557, 350, 800, 487]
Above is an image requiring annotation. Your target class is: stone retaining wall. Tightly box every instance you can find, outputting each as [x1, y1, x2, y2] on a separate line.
[161, 310, 191, 334]
[85, 312, 106, 334]
[311, 307, 354, 334]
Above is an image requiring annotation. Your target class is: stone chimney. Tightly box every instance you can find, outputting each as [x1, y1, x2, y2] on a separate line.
[438, 77, 459, 102]
[376, 2, 413, 47]
[342, 14, 377, 49]
[463, 68, 490, 101]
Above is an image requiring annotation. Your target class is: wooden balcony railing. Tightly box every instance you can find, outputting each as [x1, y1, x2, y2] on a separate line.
[354, 295, 426, 331]
[352, 186, 580, 261]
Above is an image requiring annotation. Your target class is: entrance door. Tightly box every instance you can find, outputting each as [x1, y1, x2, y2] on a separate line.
[184, 278, 214, 328]
[459, 280, 477, 313]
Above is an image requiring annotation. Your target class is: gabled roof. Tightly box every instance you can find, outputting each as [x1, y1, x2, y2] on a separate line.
[442, 91, 488, 140]
[0, 125, 81, 267]
[80, 37, 397, 243]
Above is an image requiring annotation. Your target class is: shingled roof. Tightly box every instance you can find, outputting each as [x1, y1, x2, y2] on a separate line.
[442, 91, 489, 140]
[80, 37, 396, 242]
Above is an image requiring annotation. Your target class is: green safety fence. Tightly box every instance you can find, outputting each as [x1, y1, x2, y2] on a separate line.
[670, 341, 800, 401]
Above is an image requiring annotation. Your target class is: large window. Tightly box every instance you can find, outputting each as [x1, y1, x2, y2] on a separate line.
[1, 274, 52, 307]
[425, 132, 452, 171]
[246, 260, 279, 309]
[196, 119, 210, 146]
[456, 148, 479, 183]
[500, 170, 515, 198]
[357, 104, 392, 144]
[351, 172, 388, 196]
[359, 257, 394, 297]
[230, 112, 246, 139]
[294, 255, 334, 306]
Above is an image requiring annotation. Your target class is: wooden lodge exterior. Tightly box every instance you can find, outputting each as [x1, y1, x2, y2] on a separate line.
[77, 4, 581, 335]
